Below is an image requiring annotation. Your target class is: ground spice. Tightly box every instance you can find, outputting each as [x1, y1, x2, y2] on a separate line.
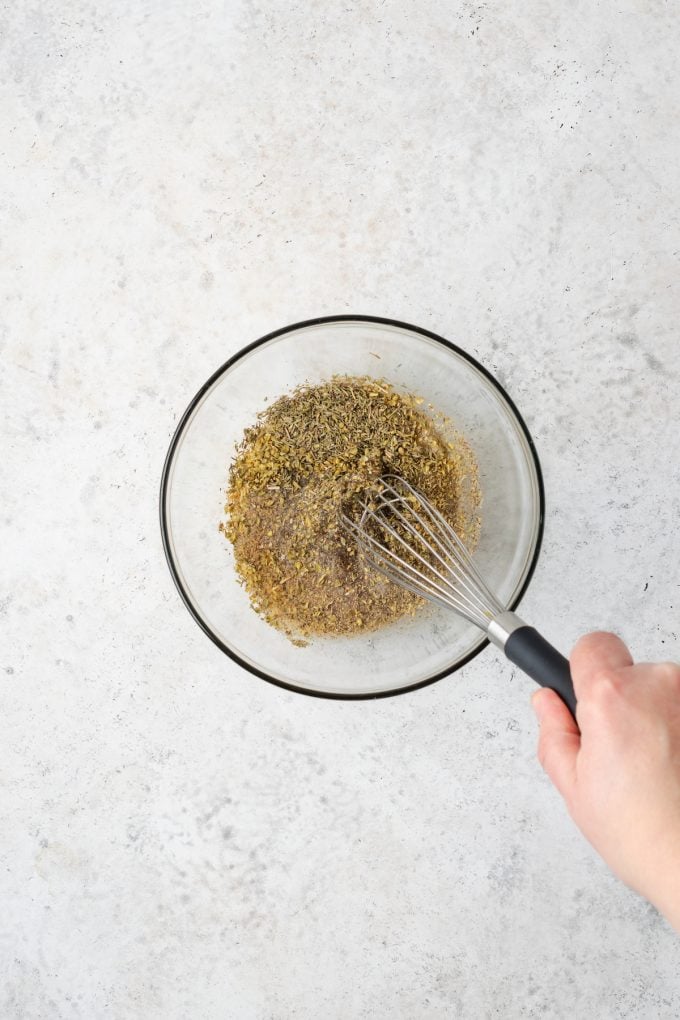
[220, 376, 480, 642]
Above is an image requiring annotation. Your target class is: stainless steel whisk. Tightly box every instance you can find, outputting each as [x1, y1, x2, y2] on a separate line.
[343, 475, 576, 717]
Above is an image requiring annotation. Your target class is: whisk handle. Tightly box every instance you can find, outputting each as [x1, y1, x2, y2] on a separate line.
[504, 626, 577, 719]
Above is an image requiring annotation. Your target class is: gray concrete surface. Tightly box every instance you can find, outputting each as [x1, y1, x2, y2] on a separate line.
[2, 0, 680, 1016]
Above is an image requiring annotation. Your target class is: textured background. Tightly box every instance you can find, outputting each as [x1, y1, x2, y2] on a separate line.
[2, 1, 680, 1017]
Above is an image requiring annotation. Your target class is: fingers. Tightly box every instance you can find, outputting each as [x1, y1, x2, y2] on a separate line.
[532, 688, 580, 802]
[570, 631, 634, 699]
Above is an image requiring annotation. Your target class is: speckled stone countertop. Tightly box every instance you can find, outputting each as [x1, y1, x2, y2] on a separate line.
[2, 2, 680, 1017]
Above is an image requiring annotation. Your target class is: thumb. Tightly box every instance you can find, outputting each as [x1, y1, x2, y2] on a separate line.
[532, 688, 580, 803]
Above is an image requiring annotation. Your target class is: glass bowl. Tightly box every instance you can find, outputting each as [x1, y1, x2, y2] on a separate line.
[160, 316, 544, 699]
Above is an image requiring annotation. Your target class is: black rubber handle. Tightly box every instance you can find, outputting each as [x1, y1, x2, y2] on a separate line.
[504, 626, 577, 720]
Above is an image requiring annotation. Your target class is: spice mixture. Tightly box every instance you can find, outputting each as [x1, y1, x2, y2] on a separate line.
[220, 376, 480, 642]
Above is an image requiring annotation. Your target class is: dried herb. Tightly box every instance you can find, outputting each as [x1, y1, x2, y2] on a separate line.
[220, 376, 480, 642]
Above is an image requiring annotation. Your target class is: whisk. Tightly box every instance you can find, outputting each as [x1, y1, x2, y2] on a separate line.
[342, 475, 577, 717]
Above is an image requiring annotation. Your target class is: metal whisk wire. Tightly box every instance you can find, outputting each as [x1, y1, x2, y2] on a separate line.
[342, 475, 504, 629]
[341, 473, 578, 720]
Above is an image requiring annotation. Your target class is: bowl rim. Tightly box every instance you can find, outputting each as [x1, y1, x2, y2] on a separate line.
[159, 314, 545, 700]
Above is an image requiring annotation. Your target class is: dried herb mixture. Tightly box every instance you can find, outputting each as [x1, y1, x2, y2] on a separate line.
[220, 376, 480, 642]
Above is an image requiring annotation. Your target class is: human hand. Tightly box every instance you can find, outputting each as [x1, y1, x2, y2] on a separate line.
[532, 631, 680, 930]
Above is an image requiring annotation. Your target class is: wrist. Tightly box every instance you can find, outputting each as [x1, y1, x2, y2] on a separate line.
[657, 886, 680, 933]
[655, 894, 680, 933]
[646, 841, 680, 932]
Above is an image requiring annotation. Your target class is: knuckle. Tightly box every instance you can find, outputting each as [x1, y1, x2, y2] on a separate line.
[590, 668, 621, 701]
[573, 630, 617, 656]
[579, 669, 624, 718]
[658, 661, 680, 691]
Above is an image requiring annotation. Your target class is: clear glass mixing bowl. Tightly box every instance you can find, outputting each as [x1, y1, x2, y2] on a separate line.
[160, 316, 544, 698]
